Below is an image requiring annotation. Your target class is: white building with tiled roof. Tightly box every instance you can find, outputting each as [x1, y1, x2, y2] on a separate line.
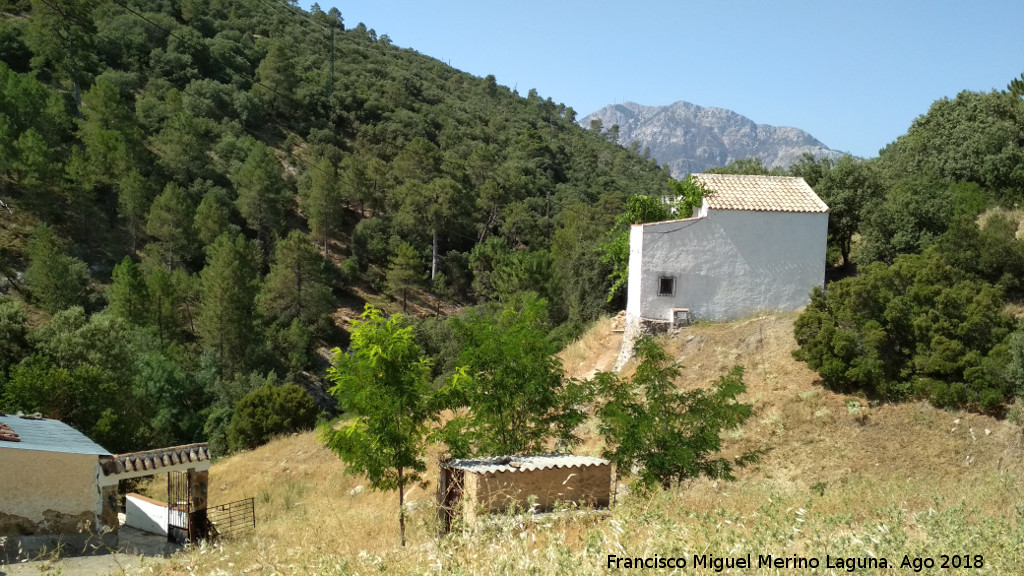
[625, 174, 828, 323]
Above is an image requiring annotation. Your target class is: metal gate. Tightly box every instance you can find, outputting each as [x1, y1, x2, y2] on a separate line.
[167, 470, 191, 543]
[206, 498, 256, 539]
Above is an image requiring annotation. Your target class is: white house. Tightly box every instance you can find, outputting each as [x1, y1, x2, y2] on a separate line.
[625, 174, 828, 324]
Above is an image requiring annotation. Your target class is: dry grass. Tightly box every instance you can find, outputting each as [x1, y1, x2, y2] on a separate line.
[635, 314, 1024, 497]
[977, 207, 1024, 238]
[558, 315, 621, 380]
[132, 313, 1024, 575]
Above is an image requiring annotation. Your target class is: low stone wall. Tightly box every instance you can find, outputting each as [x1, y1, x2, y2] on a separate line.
[614, 315, 672, 371]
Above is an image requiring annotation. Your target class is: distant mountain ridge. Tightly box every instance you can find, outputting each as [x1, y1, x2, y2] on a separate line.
[581, 101, 842, 177]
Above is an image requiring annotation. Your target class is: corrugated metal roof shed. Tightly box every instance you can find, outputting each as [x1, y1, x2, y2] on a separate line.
[0, 414, 111, 456]
[446, 454, 609, 475]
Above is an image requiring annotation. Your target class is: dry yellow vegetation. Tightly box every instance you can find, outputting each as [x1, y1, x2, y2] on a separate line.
[143, 314, 1024, 575]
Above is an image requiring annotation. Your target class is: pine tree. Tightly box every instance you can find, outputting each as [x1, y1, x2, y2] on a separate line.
[258, 230, 334, 331]
[233, 142, 287, 252]
[108, 256, 148, 325]
[117, 170, 151, 253]
[194, 186, 237, 247]
[24, 225, 88, 314]
[198, 233, 261, 376]
[386, 241, 424, 312]
[140, 257, 181, 346]
[146, 182, 195, 268]
[300, 157, 342, 253]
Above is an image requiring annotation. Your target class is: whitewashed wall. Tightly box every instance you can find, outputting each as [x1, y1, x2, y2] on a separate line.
[626, 209, 827, 322]
[0, 449, 100, 531]
[625, 224, 645, 318]
[125, 493, 168, 536]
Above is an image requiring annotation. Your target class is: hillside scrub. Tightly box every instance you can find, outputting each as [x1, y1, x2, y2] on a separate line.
[594, 337, 756, 491]
[136, 315, 1024, 575]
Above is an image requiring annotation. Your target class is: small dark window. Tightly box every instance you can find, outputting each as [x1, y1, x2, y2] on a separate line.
[658, 276, 675, 297]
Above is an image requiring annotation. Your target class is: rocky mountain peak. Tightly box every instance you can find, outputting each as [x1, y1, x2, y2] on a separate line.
[581, 101, 841, 177]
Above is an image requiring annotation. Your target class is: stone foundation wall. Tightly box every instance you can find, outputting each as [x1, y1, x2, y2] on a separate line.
[614, 315, 673, 371]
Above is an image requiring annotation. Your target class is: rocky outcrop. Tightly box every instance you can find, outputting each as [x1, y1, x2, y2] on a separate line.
[581, 101, 842, 177]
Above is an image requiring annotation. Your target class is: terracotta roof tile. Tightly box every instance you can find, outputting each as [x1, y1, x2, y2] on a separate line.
[694, 173, 829, 214]
[101, 443, 210, 476]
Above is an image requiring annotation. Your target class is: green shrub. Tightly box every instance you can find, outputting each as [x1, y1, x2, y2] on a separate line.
[227, 383, 319, 452]
[793, 250, 1015, 412]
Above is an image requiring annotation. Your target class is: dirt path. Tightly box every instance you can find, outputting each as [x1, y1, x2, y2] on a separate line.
[559, 316, 623, 380]
[1, 527, 175, 576]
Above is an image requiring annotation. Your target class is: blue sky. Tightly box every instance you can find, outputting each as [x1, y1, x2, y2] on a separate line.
[305, 0, 1024, 158]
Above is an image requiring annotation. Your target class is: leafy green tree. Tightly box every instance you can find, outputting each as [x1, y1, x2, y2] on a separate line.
[198, 233, 261, 377]
[227, 382, 318, 451]
[877, 89, 1024, 203]
[667, 174, 710, 218]
[599, 195, 672, 303]
[858, 176, 956, 264]
[386, 241, 424, 312]
[25, 225, 89, 314]
[232, 142, 288, 250]
[811, 155, 881, 266]
[8, 308, 142, 451]
[321, 305, 434, 547]
[351, 216, 392, 266]
[594, 337, 755, 491]
[439, 295, 590, 457]
[258, 230, 334, 332]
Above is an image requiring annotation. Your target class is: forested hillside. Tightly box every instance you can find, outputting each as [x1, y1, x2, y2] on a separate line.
[0, 0, 671, 453]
